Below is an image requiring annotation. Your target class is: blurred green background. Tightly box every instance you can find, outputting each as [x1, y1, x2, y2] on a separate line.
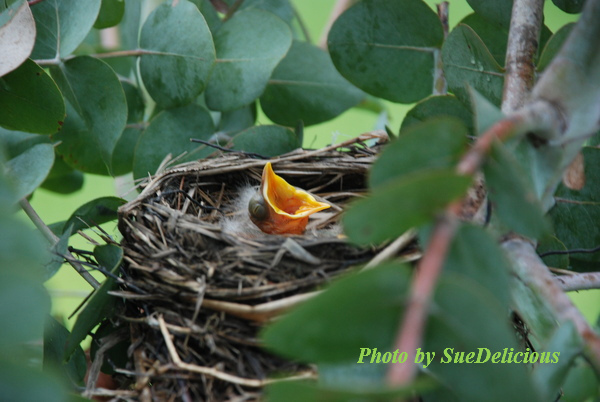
[17, 0, 597, 328]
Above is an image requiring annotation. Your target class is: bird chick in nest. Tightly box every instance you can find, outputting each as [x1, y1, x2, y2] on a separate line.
[222, 163, 338, 238]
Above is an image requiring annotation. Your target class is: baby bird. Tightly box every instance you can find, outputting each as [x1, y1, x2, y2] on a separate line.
[248, 163, 330, 235]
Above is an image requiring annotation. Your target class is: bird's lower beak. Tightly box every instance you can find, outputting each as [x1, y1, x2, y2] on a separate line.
[249, 162, 330, 235]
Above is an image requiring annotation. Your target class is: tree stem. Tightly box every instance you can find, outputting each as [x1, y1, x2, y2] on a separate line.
[19, 199, 100, 289]
[556, 271, 600, 292]
[502, 0, 545, 113]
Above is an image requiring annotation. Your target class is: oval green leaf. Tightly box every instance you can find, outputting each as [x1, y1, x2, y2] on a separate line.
[111, 81, 145, 175]
[231, 125, 299, 157]
[51, 56, 127, 175]
[4, 142, 54, 202]
[0, 59, 65, 134]
[400, 95, 473, 135]
[94, 0, 125, 29]
[0, 0, 36, 77]
[139, 0, 215, 109]
[328, 0, 443, 103]
[551, 0, 585, 13]
[64, 196, 126, 233]
[262, 262, 411, 363]
[537, 23, 575, 71]
[442, 24, 504, 107]
[205, 8, 292, 111]
[260, 40, 364, 127]
[65, 244, 123, 360]
[344, 170, 473, 245]
[133, 104, 216, 180]
[371, 117, 469, 189]
[30, 0, 101, 59]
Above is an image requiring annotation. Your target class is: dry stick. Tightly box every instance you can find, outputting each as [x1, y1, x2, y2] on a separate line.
[19, 199, 100, 289]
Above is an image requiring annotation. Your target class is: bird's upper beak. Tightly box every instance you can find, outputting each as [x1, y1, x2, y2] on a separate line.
[248, 162, 330, 235]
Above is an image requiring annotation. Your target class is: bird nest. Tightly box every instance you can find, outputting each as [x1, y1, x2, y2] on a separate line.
[114, 132, 395, 401]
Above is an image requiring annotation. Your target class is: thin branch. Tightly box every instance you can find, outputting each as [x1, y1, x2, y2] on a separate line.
[555, 271, 600, 292]
[502, 0, 545, 113]
[222, 0, 244, 22]
[34, 49, 157, 66]
[19, 199, 100, 289]
[292, 5, 312, 43]
[318, 0, 354, 50]
[503, 239, 600, 373]
[27, 0, 45, 5]
[433, 2, 449, 95]
[539, 245, 600, 258]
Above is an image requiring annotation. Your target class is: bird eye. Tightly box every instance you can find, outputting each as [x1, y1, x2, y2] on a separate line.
[249, 192, 268, 221]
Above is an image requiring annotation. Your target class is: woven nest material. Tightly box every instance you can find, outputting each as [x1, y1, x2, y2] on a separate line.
[115, 132, 402, 401]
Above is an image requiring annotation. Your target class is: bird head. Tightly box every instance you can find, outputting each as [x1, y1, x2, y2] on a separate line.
[248, 162, 330, 235]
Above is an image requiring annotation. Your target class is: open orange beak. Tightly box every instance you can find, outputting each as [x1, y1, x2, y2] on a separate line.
[248, 162, 330, 235]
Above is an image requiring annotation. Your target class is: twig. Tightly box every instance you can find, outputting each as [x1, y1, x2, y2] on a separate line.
[433, 2, 449, 95]
[19, 199, 100, 289]
[292, 5, 312, 43]
[27, 0, 45, 5]
[222, 0, 244, 22]
[503, 239, 600, 373]
[555, 271, 600, 292]
[157, 314, 316, 386]
[318, 0, 354, 50]
[362, 229, 417, 270]
[190, 138, 268, 159]
[539, 245, 600, 258]
[502, 0, 545, 113]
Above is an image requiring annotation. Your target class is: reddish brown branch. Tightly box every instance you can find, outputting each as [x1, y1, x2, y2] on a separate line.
[386, 116, 524, 386]
[28, 0, 45, 5]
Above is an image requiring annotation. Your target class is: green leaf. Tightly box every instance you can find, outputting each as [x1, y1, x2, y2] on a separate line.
[64, 196, 126, 233]
[237, 0, 294, 24]
[532, 322, 582, 401]
[231, 125, 299, 157]
[111, 81, 145, 176]
[442, 24, 504, 107]
[551, 0, 585, 13]
[65, 244, 123, 360]
[537, 23, 575, 71]
[189, 0, 222, 33]
[267, 378, 434, 402]
[549, 147, 600, 271]
[561, 359, 600, 401]
[400, 95, 473, 135]
[30, 0, 101, 59]
[466, 0, 513, 29]
[41, 153, 84, 194]
[484, 142, 551, 239]
[460, 13, 552, 66]
[0, 59, 65, 134]
[45, 223, 73, 281]
[133, 104, 215, 180]
[0, 0, 36, 77]
[51, 56, 127, 175]
[344, 170, 472, 245]
[205, 9, 292, 111]
[0, 215, 49, 351]
[536, 236, 569, 270]
[444, 225, 511, 308]
[4, 143, 54, 202]
[217, 104, 256, 136]
[468, 87, 504, 135]
[425, 274, 541, 402]
[0, 361, 66, 402]
[44, 316, 87, 386]
[371, 117, 468, 189]
[94, 0, 124, 29]
[262, 263, 411, 363]
[260, 40, 364, 126]
[139, 0, 215, 109]
[328, 0, 443, 103]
